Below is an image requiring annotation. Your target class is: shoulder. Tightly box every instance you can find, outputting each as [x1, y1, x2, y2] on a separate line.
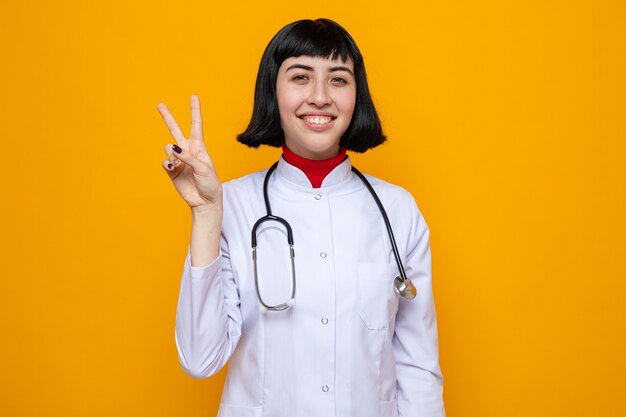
[360, 173, 420, 211]
[356, 173, 431, 259]
[357, 172, 429, 232]
[218, 170, 267, 223]
[222, 169, 267, 199]
[219, 170, 269, 238]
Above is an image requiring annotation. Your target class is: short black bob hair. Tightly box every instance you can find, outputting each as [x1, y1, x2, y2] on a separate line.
[237, 18, 386, 153]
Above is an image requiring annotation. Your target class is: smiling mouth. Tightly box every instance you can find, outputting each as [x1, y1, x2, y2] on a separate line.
[300, 115, 334, 125]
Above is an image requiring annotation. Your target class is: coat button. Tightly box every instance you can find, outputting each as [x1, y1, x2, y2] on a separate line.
[315, 194, 322, 200]
[322, 385, 329, 392]
[321, 318, 329, 325]
[320, 252, 327, 258]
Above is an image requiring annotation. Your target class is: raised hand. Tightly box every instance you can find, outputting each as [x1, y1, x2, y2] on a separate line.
[158, 95, 222, 212]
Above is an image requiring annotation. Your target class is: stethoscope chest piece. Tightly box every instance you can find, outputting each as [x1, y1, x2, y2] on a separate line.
[394, 276, 417, 300]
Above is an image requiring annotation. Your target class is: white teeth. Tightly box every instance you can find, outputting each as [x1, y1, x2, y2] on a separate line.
[303, 116, 332, 125]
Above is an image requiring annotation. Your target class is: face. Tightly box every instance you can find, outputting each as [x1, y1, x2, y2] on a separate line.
[276, 55, 356, 160]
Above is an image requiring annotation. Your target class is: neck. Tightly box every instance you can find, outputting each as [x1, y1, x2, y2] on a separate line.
[281, 144, 347, 188]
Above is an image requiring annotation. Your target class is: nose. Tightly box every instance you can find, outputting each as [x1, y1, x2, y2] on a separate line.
[306, 80, 331, 107]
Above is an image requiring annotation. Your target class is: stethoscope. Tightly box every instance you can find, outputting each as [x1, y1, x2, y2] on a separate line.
[251, 161, 417, 311]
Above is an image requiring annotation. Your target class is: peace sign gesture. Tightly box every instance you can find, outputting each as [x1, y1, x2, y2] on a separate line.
[158, 95, 222, 212]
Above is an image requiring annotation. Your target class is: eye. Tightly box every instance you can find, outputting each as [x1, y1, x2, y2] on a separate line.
[331, 77, 348, 85]
[292, 74, 309, 81]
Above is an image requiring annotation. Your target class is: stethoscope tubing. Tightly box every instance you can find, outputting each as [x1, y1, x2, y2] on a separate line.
[251, 160, 412, 311]
[252, 162, 296, 311]
[350, 166, 409, 283]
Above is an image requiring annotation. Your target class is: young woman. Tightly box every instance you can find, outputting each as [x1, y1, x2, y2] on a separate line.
[159, 18, 445, 417]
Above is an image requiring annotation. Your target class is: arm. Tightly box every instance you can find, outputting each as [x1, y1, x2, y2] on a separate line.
[157, 94, 222, 266]
[174, 229, 243, 379]
[157, 95, 241, 377]
[393, 197, 445, 417]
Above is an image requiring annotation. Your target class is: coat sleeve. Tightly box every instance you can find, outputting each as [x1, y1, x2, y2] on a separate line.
[174, 233, 243, 378]
[393, 195, 445, 417]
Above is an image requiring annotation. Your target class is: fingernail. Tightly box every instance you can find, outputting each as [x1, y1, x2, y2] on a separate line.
[168, 163, 173, 169]
[173, 144, 182, 154]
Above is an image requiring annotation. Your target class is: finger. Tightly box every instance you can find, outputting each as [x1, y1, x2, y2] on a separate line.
[196, 150, 214, 168]
[164, 143, 182, 166]
[162, 159, 175, 173]
[170, 144, 210, 175]
[164, 143, 175, 159]
[157, 103, 186, 144]
[189, 94, 203, 141]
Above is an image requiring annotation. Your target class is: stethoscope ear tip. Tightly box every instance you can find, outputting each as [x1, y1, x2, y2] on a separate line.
[259, 305, 269, 312]
[287, 298, 296, 307]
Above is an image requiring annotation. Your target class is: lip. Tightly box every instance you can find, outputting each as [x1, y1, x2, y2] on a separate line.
[297, 112, 337, 118]
[298, 114, 336, 131]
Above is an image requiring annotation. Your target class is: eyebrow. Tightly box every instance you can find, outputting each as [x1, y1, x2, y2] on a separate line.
[285, 64, 354, 76]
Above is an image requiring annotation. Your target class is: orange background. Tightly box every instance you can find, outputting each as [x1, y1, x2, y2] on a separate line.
[1, 0, 625, 416]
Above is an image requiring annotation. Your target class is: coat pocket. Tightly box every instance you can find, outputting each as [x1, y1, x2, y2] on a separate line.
[380, 398, 399, 417]
[358, 263, 400, 330]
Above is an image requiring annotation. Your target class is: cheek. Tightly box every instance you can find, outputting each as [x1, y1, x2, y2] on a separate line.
[276, 81, 302, 108]
[341, 96, 357, 120]
[276, 83, 289, 113]
[348, 97, 357, 116]
[337, 89, 357, 117]
[277, 93, 300, 120]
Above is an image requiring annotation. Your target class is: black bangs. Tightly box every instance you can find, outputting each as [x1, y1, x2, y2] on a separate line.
[273, 19, 361, 65]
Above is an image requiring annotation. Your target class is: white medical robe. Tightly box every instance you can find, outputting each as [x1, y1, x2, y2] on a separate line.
[175, 156, 445, 417]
